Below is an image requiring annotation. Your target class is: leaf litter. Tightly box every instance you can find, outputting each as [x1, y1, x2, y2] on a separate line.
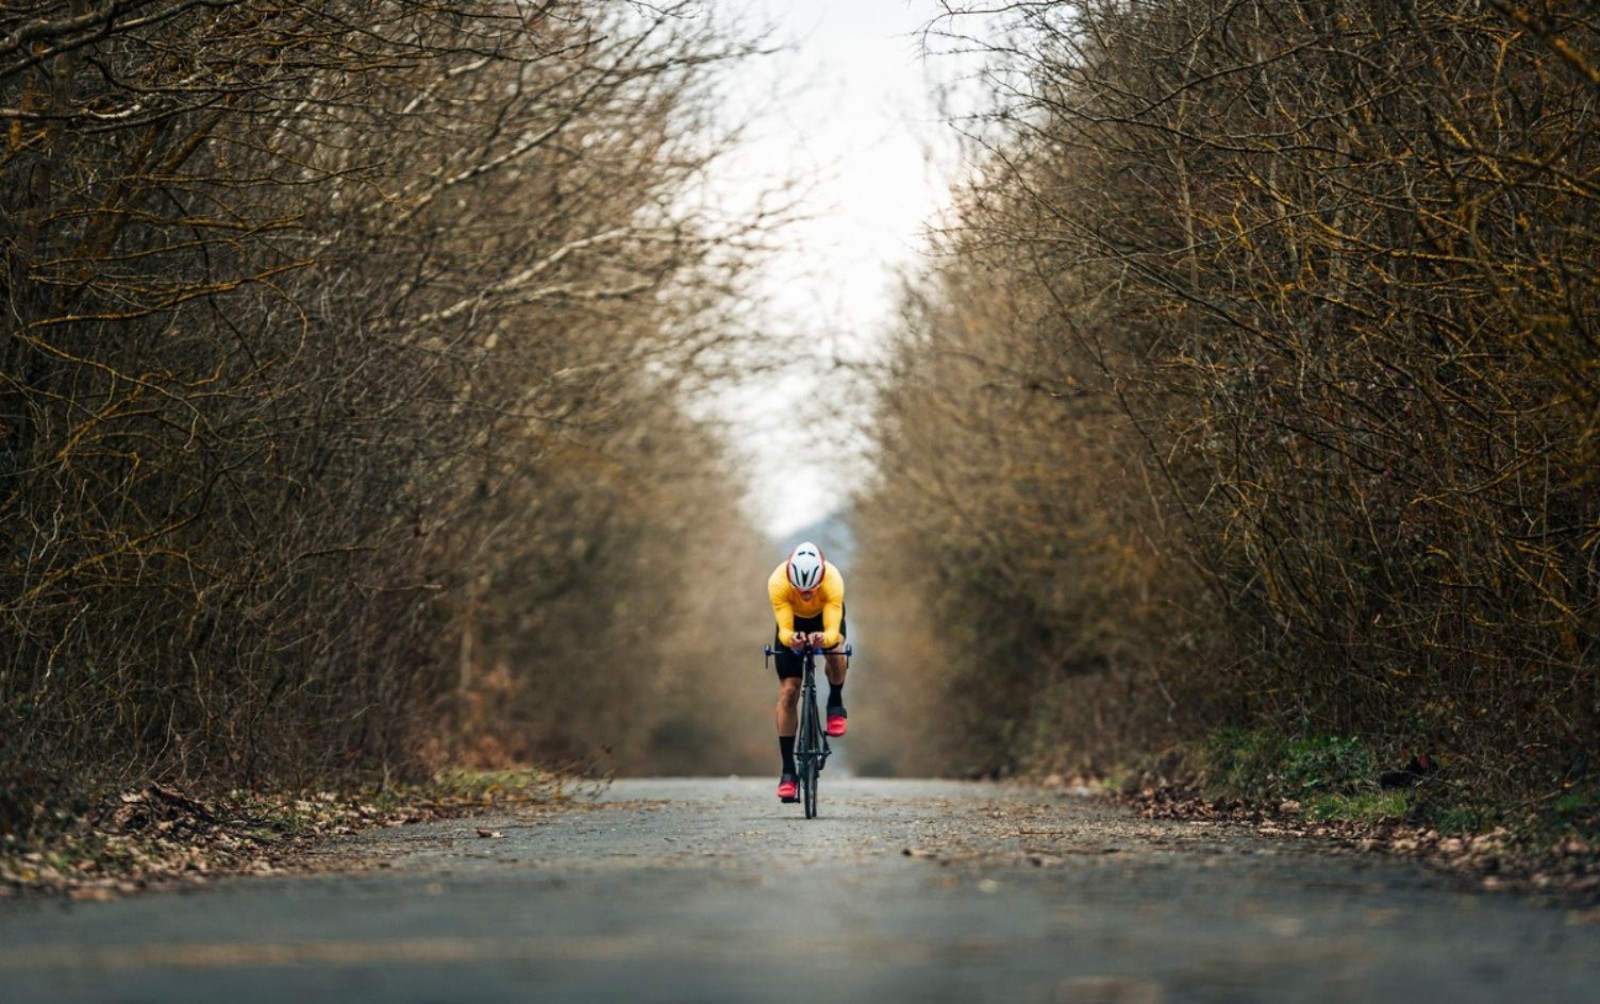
[1, 770, 577, 900]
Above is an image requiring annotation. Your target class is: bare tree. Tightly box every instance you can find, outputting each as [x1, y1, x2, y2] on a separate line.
[1, 0, 779, 834]
[861, 0, 1600, 810]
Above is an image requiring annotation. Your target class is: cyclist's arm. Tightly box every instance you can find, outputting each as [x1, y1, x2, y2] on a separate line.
[775, 604, 799, 647]
[820, 573, 844, 649]
[768, 570, 799, 647]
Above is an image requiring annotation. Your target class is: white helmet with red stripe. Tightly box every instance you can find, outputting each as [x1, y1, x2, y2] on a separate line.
[786, 541, 826, 591]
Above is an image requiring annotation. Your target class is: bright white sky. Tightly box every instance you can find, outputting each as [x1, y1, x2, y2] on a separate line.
[698, 1, 970, 539]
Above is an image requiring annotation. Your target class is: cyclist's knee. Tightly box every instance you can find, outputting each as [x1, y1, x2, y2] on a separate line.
[778, 678, 801, 705]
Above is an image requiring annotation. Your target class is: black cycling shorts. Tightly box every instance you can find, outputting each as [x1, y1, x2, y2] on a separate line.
[772, 609, 848, 680]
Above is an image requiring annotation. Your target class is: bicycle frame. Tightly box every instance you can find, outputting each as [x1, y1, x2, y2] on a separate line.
[765, 642, 852, 819]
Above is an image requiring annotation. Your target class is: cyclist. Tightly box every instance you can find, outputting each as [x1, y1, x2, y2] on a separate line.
[768, 541, 849, 803]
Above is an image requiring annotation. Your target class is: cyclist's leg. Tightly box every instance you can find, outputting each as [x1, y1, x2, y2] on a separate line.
[775, 676, 800, 736]
[823, 609, 850, 691]
[824, 647, 848, 687]
[776, 677, 801, 802]
[823, 612, 849, 736]
[773, 628, 805, 800]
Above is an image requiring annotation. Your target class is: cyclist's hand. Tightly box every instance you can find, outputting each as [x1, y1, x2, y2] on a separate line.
[805, 631, 828, 650]
[789, 634, 807, 654]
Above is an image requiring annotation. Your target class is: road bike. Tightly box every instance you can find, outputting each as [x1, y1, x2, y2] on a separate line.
[765, 641, 851, 818]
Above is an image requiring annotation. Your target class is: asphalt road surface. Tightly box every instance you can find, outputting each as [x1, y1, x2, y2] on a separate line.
[2, 777, 1597, 1003]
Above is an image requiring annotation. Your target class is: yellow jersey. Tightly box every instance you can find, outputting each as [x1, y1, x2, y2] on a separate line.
[767, 560, 845, 649]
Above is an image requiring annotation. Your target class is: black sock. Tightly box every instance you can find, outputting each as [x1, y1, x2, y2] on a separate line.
[779, 735, 795, 775]
[828, 684, 845, 709]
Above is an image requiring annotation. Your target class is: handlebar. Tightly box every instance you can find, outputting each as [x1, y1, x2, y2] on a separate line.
[764, 643, 853, 658]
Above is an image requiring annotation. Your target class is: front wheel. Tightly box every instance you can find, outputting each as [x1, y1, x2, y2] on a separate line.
[796, 688, 822, 818]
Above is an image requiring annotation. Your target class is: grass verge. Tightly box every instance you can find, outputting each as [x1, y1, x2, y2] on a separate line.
[0, 767, 581, 901]
[1110, 730, 1600, 907]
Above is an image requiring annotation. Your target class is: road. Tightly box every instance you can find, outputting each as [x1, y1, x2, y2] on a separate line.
[1, 777, 1596, 1003]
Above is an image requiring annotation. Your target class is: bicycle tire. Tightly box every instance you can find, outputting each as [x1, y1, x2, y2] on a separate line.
[803, 750, 819, 818]
[799, 687, 821, 818]
[795, 654, 822, 818]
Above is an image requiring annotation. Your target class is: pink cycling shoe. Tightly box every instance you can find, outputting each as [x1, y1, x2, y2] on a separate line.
[826, 706, 847, 738]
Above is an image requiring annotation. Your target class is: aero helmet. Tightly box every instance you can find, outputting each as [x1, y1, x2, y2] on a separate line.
[786, 541, 826, 591]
